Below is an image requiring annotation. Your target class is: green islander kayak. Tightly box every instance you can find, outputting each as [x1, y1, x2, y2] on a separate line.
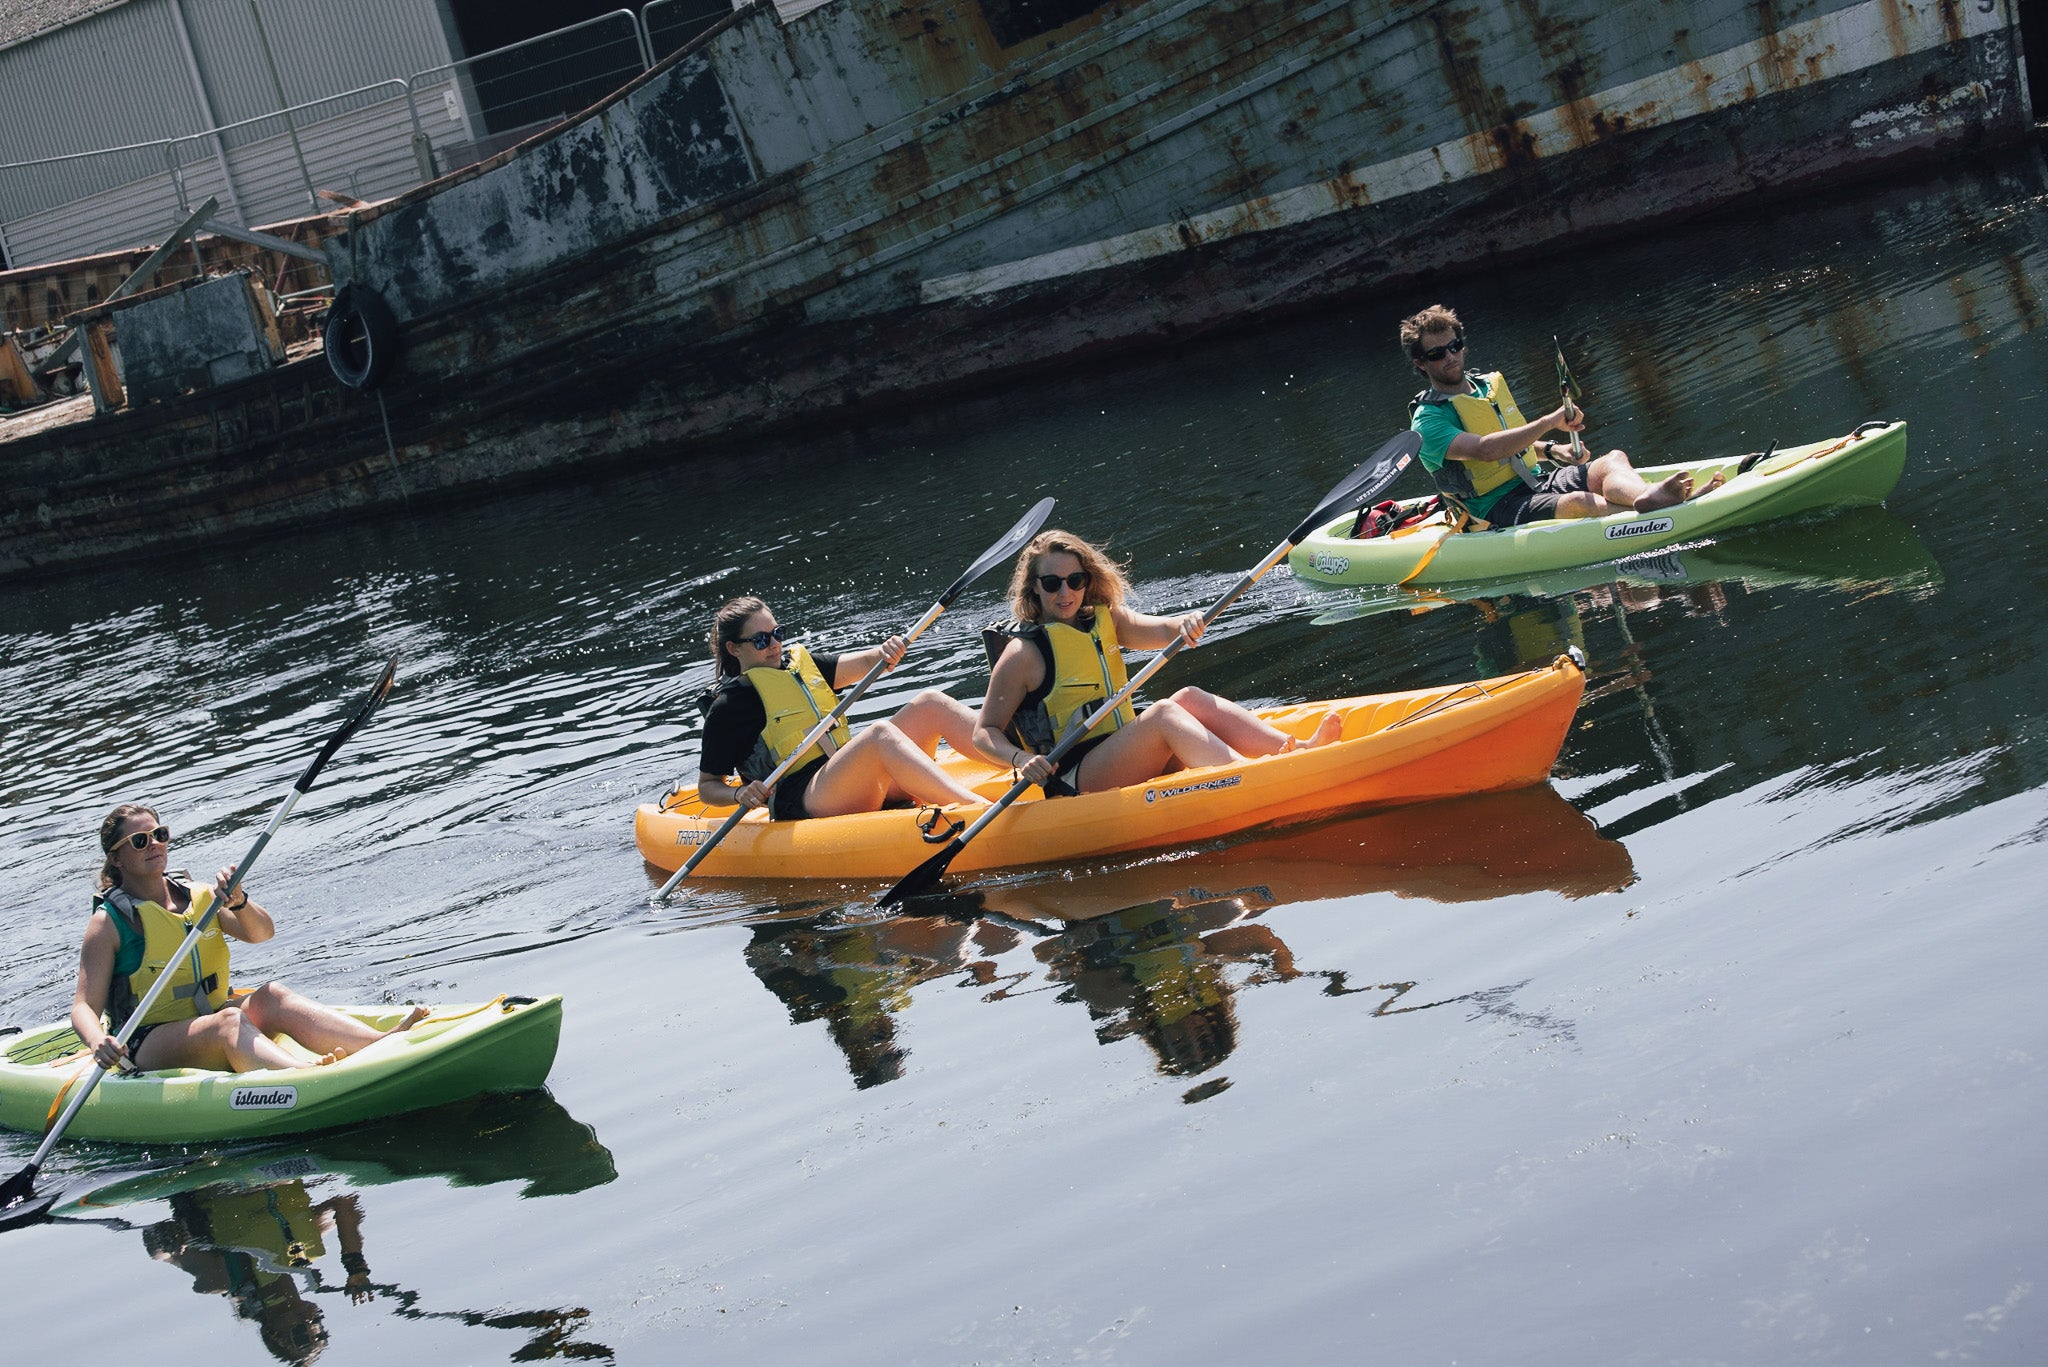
[1289, 421, 1907, 588]
[0, 997, 561, 1144]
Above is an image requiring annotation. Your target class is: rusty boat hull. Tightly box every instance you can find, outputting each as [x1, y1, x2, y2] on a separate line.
[1, 0, 2032, 579]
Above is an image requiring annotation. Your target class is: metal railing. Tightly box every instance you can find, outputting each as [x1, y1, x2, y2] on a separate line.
[406, 10, 652, 177]
[0, 80, 418, 274]
[644, 0, 736, 62]
[0, 3, 749, 273]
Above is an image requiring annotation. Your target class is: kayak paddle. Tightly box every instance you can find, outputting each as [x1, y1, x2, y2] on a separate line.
[875, 432, 1421, 908]
[0, 653, 398, 1233]
[651, 496, 1057, 900]
[1554, 336, 1586, 465]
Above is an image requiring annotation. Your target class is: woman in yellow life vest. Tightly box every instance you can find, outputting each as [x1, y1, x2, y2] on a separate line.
[70, 803, 428, 1074]
[1401, 303, 1723, 526]
[976, 531, 1343, 796]
[695, 596, 993, 820]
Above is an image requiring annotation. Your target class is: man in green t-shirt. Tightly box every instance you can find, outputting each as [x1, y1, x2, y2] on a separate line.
[1401, 304, 1721, 526]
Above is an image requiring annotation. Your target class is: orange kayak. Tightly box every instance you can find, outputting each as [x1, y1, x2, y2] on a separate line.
[637, 656, 1586, 883]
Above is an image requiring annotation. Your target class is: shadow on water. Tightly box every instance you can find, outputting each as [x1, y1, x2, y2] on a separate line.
[46, 1091, 617, 1364]
[738, 786, 1630, 1095]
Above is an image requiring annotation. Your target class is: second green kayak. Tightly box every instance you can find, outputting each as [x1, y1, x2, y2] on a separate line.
[1289, 421, 1907, 588]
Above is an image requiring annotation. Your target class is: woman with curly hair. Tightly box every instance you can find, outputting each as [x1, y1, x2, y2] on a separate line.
[975, 531, 1341, 796]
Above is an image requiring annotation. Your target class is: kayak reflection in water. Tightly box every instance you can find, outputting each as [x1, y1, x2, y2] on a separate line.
[695, 596, 993, 821]
[744, 913, 1022, 1088]
[978, 530, 1343, 796]
[72, 803, 428, 1075]
[1402, 303, 1724, 528]
[1036, 897, 1293, 1082]
[141, 1178, 366, 1365]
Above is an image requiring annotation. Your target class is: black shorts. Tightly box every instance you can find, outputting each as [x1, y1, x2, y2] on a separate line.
[770, 757, 825, 821]
[1486, 464, 1590, 526]
[121, 1022, 159, 1068]
[1043, 735, 1109, 799]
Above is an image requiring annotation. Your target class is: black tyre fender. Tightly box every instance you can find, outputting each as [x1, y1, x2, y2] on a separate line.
[324, 284, 400, 391]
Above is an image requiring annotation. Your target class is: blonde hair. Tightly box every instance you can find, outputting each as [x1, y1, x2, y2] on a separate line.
[1006, 530, 1133, 624]
[97, 802, 160, 892]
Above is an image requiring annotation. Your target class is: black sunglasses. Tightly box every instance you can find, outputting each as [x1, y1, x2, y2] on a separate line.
[1413, 335, 1466, 362]
[121, 826, 171, 851]
[737, 626, 785, 650]
[1036, 570, 1091, 593]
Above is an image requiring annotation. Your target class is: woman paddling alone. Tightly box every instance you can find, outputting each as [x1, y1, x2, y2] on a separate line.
[696, 596, 993, 820]
[72, 804, 427, 1074]
[977, 531, 1343, 796]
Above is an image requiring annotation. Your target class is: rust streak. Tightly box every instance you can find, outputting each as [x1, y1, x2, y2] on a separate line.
[1879, 0, 1910, 60]
[1936, 0, 1965, 47]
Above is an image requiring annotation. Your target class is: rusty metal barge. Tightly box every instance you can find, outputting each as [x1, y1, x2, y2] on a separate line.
[1, 0, 2035, 579]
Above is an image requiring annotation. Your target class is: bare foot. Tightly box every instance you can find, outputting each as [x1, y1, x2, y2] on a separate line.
[316, 1047, 348, 1066]
[1304, 712, 1345, 749]
[1277, 713, 1346, 753]
[1633, 471, 1694, 512]
[1695, 470, 1728, 498]
[384, 1005, 431, 1038]
[359, 1005, 433, 1051]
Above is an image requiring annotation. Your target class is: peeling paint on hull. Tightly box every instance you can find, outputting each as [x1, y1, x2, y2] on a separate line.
[0, 0, 2031, 580]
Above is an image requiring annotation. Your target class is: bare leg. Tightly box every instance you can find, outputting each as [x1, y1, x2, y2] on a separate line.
[1576, 451, 1727, 516]
[131, 1006, 307, 1073]
[803, 722, 993, 817]
[239, 982, 428, 1063]
[1071, 699, 1235, 792]
[1168, 687, 1299, 757]
[888, 690, 987, 760]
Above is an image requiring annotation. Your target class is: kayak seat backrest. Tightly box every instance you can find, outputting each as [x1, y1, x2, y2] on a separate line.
[980, 621, 1057, 754]
[1351, 496, 1443, 539]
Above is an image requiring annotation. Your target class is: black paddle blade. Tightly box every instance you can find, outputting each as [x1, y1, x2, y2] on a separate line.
[1290, 431, 1422, 543]
[294, 651, 399, 793]
[937, 496, 1057, 607]
[0, 1186, 56, 1232]
[876, 835, 966, 909]
[0, 1158, 52, 1230]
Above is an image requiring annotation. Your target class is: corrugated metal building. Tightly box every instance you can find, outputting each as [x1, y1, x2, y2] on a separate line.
[0, 0, 467, 268]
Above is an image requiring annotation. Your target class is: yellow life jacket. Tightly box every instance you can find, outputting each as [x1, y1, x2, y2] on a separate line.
[982, 612, 1135, 753]
[182, 1181, 328, 1272]
[740, 643, 850, 778]
[98, 875, 231, 1031]
[1043, 614, 1135, 745]
[1413, 371, 1544, 502]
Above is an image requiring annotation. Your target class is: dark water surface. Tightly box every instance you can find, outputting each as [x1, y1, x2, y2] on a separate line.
[3, 153, 2045, 1364]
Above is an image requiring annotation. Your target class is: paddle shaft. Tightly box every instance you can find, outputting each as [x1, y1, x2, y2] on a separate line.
[2, 655, 396, 1210]
[1555, 336, 1586, 464]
